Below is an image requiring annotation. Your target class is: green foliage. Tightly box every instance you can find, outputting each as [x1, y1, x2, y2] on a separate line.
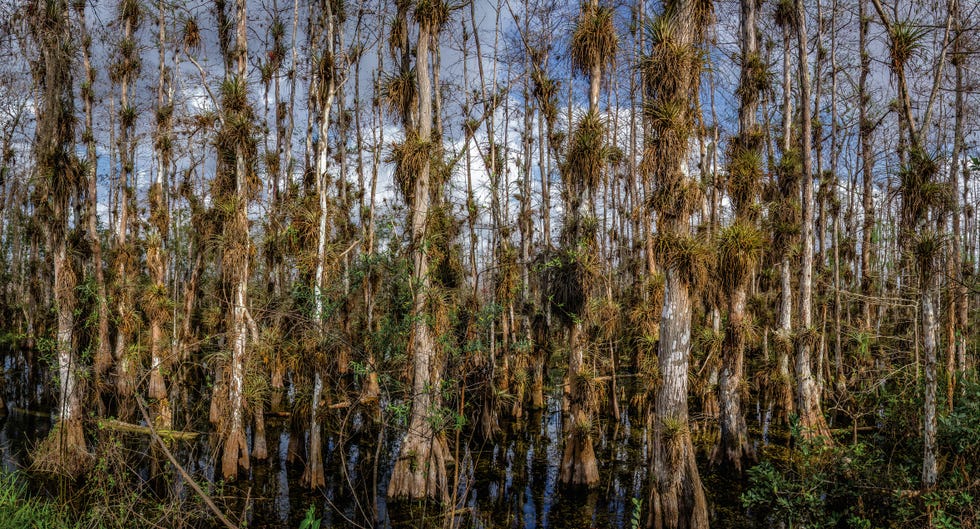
[630, 498, 643, 529]
[922, 490, 976, 529]
[742, 423, 881, 528]
[743, 376, 980, 529]
[0, 472, 77, 529]
[299, 505, 321, 529]
[940, 375, 980, 455]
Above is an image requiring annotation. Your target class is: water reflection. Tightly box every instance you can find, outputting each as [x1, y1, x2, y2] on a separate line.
[0, 377, 717, 528]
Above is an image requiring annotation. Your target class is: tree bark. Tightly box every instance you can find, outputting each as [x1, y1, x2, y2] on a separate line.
[794, 0, 831, 441]
[651, 270, 708, 529]
[148, 0, 173, 430]
[302, 0, 340, 489]
[387, 10, 451, 503]
[112, 0, 141, 422]
[644, 0, 710, 526]
[714, 0, 760, 473]
[219, 0, 253, 480]
[858, 0, 875, 332]
[30, 0, 88, 474]
[773, 16, 795, 426]
[922, 280, 938, 488]
[75, 1, 112, 403]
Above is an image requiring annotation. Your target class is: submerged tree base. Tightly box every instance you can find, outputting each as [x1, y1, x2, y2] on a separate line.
[30, 419, 91, 477]
[388, 429, 451, 504]
[650, 433, 708, 529]
[560, 426, 600, 487]
[710, 430, 756, 475]
[220, 427, 249, 480]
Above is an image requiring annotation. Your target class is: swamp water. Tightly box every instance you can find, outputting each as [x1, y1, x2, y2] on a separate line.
[0, 355, 756, 528]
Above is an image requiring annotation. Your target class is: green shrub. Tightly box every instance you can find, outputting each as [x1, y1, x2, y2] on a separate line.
[0, 472, 77, 529]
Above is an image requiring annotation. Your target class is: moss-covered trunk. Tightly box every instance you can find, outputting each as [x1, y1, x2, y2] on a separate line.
[387, 9, 450, 503]
[218, 0, 254, 481]
[30, 0, 89, 475]
[148, 0, 173, 430]
[642, 0, 710, 525]
[714, 0, 762, 473]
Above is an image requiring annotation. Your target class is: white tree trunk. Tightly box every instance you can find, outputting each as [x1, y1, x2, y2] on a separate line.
[388, 15, 450, 503]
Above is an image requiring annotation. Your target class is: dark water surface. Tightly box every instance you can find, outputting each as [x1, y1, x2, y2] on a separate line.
[0, 357, 751, 528]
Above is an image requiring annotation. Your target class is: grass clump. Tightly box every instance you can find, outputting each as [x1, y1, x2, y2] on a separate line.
[0, 472, 77, 529]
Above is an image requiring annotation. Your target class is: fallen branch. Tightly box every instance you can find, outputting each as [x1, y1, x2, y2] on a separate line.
[265, 398, 372, 417]
[98, 418, 199, 440]
[10, 407, 50, 418]
[830, 426, 877, 434]
[135, 395, 240, 529]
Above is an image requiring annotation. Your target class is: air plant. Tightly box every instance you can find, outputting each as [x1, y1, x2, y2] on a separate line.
[414, 0, 450, 29]
[912, 230, 946, 280]
[736, 52, 773, 104]
[888, 20, 927, 70]
[220, 76, 250, 113]
[379, 68, 416, 118]
[182, 17, 201, 50]
[388, 132, 433, 204]
[564, 110, 609, 194]
[118, 0, 142, 26]
[531, 67, 560, 124]
[715, 221, 765, 292]
[545, 247, 599, 325]
[571, 2, 618, 76]
[773, 0, 797, 30]
[652, 231, 713, 291]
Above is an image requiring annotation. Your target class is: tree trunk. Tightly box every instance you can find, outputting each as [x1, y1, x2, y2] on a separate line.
[947, 5, 966, 398]
[714, 0, 760, 472]
[644, 1, 710, 526]
[558, 0, 607, 487]
[302, 372, 325, 487]
[858, 0, 875, 332]
[113, 3, 141, 422]
[148, 0, 173, 430]
[30, 0, 89, 474]
[794, 0, 831, 441]
[76, 2, 112, 402]
[387, 13, 450, 503]
[869, 0, 954, 489]
[651, 269, 708, 529]
[220, 0, 253, 481]
[303, 0, 338, 487]
[716, 287, 753, 470]
[922, 281, 938, 488]
[560, 322, 600, 486]
[773, 19, 795, 427]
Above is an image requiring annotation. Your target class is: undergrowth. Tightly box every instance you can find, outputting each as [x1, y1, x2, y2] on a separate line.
[0, 472, 77, 529]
